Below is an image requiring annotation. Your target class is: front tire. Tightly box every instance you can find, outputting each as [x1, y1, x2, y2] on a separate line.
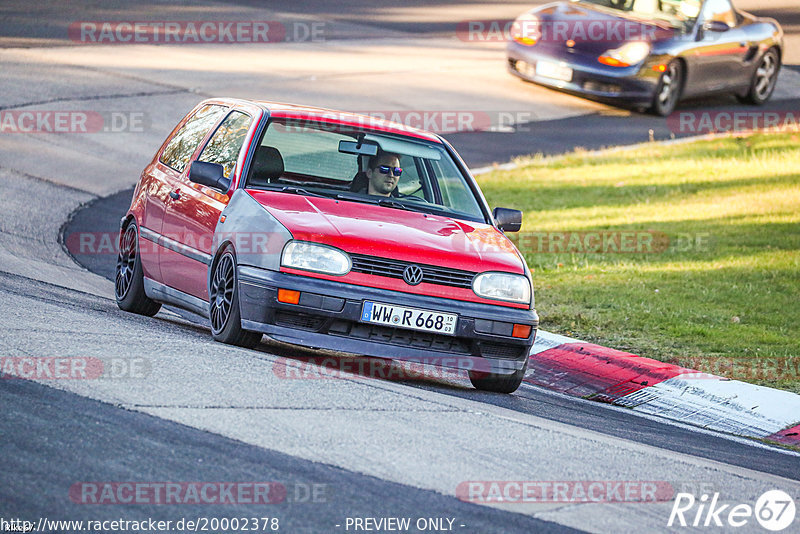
[209, 247, 261, 348]
[651, 60, 684, 117]
[115, 223, 161, 317]
[740, 48, 780, 105]
[469, 357, 528, 394]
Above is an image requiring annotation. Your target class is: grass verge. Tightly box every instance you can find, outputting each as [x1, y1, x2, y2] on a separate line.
[478, 133, 800, 395]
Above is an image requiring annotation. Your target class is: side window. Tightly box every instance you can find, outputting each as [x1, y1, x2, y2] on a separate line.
[160, 105, 226, 173]
[198, 111, 253, 180]
[702, 0, 736, 27]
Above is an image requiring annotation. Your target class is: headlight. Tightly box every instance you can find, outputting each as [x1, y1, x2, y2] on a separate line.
[598, 41, 651, 67]
[281, 241, 351, 276]
[510, 13, 540, 46]
[472, 272, 531, 305]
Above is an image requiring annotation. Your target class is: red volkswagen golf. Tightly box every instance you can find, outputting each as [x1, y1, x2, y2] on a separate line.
[116, 98, 538, 392]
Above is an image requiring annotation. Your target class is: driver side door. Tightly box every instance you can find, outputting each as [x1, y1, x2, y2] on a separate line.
[160, 110, 255, 300]
[687, 0, 751, 95]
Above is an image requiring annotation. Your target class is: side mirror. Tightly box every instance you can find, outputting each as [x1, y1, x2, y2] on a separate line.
[189, 161, 230, 192]
[702, 20, 730, 33]
[493, 207, 522, 232]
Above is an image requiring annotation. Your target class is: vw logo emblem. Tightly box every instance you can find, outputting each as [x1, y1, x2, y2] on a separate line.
[403, 265, 424, 286]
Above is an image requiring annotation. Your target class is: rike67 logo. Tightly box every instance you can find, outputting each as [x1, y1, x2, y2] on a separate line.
[669, 490, 796, 531]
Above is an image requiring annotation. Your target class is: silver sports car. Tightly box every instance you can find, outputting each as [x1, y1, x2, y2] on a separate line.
[507, 0, 784, 115]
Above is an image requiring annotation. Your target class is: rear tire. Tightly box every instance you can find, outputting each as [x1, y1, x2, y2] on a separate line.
[115, 222, 161, 317]
[209, 247, 261, 348]
[651, 60, 684, 117]
[740, 48, 780, 105]
[469, 357, 528, 394]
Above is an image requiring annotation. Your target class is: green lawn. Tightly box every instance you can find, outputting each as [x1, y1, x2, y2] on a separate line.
[477, 133, 800, 394]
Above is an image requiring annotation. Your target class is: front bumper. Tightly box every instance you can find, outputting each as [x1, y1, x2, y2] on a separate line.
[238, 266, 538, 375]
[507, 42, 659, 105]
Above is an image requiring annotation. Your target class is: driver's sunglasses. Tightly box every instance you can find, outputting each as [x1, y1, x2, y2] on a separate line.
[378, 165, 403, 177]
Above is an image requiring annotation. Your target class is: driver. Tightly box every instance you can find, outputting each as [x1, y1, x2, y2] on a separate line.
[364, 151, 402, 197]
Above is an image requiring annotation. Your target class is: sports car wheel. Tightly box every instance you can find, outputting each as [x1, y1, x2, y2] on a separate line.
[651, 60, 683, 117]
[740, 48, 780, 105]
[115, 223, 161, 316]
[209, 247, 261, 348]
[469, 357, 528, 394]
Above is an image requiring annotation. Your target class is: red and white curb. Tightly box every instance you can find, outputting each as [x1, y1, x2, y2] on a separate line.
[527, 330, 800, 448]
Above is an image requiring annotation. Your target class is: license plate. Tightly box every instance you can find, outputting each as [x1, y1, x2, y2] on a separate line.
[361, 301, 457, 336]
[535, 60, 573, 82]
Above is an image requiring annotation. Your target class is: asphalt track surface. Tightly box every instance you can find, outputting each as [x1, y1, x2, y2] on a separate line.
[2, 1, 800, 533]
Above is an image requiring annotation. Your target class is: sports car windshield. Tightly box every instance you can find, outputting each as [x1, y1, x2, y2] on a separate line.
[578, 0, 701, 30]
[246, 119, 487, 223]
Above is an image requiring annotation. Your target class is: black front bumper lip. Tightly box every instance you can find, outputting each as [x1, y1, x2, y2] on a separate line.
[237, 266, 538, 374]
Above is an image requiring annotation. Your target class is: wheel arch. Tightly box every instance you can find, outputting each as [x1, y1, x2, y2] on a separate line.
[120, 213, 136, 231]
[207, 239, 237, 297]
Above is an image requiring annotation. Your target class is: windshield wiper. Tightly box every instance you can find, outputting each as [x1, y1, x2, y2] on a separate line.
[272, 185, 331, 198]
[376, 198, 418, 211]
[334, 193, 427, 213]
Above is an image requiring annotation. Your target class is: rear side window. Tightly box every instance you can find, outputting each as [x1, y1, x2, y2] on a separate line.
[160, 105, 226, 173]
[198, 111, 253, 179]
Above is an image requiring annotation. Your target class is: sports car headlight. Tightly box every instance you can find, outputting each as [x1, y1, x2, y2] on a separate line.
[281, 241, 351, 276]
[599, 41, 651, 67]
[511, 13, 540, 46]
[472, 272, 531, 305]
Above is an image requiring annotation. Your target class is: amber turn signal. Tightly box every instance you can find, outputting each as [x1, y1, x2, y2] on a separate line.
[277, 289, 301, 305]
[512, 324, 532, 339]
[598, 56, 629, 67]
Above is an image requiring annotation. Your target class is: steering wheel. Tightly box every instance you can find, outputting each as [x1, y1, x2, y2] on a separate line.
[398, 187, 431, 203]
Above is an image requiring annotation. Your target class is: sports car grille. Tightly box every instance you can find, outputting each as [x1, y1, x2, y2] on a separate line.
[583, 81, 622, 95]
[349, 254, 475, 289]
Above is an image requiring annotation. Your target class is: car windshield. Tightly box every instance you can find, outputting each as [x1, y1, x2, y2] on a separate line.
[578, 0, 701, 30]
[245, 118, 487, 223]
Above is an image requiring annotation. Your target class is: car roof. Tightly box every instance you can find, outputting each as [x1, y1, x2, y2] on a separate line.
[219, 98, 442, 143]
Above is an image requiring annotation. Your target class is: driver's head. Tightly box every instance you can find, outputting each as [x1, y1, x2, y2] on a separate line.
[366, 151, 402, 196]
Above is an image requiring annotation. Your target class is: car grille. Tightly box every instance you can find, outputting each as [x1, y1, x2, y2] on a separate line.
[583, 81, 622, 95]
[480, 343, 527, 360]
[271, 313, 527, 361]
[275, 311, 326, 331]
[328, 320, 472, 354]
[350, 254, 475, 289]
